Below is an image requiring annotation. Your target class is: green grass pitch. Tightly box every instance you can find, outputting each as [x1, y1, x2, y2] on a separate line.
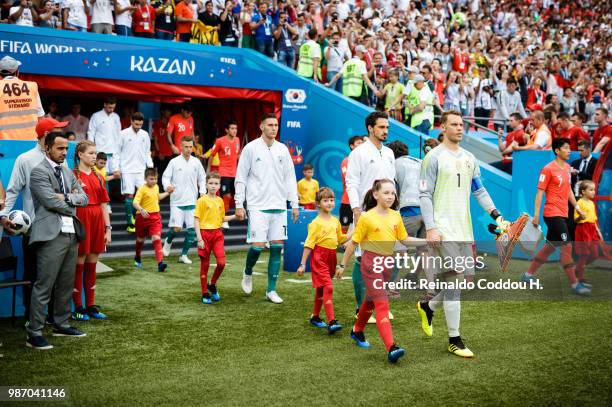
[1, 252, 611, 406]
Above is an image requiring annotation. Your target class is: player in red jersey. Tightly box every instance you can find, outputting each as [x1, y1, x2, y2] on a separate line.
[557, 112, 589, 150]
[521, 138, 590, 295]
[153, 106, 174, 186]
[207, 120, 241, 212]
[72, 141, 112, 321]
[592, 108, 611, 153]
[166, 102, 194, 156]
[339, 135, 365, 232]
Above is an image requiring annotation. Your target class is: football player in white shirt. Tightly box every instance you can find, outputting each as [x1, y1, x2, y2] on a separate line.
[116, 112, 153, 233]
[162, 137, 207, 264]
[234, 113, 299, 304]
[345, 111, 395, 318]
[87, 97, 121, 177]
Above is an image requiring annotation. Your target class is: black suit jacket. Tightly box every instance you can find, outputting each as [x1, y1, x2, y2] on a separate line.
[570, 156, 598, 194]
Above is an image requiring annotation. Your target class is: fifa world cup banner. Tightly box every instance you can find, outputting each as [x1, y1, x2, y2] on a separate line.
[190, 22, 220, 46]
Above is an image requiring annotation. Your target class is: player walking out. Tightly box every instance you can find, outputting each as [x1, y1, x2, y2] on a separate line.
[207, 120, 241, 213]
[345, 112, 395, 316]
[339, 179, 424, 363]
[521, 138, 590, 295]
[195, 173, 236, 304]
[133, 168, 173, 272]
[235, 113, 299, 304]
[117, 112, 154, 233]
[340, 136, 365, 232]
[297, 188, 346, 334]
[162, 137, 207, 264]
[72, 141, 112, 321]
[417, 111, 510, 358]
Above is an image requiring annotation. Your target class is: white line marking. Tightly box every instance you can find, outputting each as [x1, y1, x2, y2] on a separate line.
[286, 279, 311, 284]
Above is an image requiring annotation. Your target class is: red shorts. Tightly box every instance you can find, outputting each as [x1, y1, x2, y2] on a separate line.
[361, 250, 393, 302]
[135, 212, 163, 238]
[310, 245, 337, 288]
[574, 222, 599, 258]
[77, 205, 106, 255]
[197, 228, 225, 259]
[301, 203, 316, 210]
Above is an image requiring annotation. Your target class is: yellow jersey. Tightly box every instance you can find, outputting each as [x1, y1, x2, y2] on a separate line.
[94, 166, 108, 181]
[134, 184, 161, 213]
[204, 147, 220, 166]
[297, 178, 319, 205]
[304, 215, 346, 250]
[194, 194, 225, 229]
[352, 208, 408, 255]
[575, 198, 597, 224]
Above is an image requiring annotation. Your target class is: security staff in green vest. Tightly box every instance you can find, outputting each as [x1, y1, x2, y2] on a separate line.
[406, 74, 435, 135]
[327, 45, 379, 105]
[297, 28, 322, 83]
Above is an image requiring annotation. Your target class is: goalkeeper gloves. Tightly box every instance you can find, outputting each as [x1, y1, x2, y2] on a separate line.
[490, 209, 511, 233]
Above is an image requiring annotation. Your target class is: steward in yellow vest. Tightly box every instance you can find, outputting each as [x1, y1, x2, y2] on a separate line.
[297, 28, 322, 82]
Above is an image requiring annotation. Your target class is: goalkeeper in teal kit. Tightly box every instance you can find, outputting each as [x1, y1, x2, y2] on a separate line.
[416, 111, 509, 358]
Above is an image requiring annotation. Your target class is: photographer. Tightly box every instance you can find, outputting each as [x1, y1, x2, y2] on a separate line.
[38, 1, 61, 28]
[219, 0, 239, 46]
[273, 11, 298, 68]
[324, 30, 350, 92]
[9, 0, 37, 26]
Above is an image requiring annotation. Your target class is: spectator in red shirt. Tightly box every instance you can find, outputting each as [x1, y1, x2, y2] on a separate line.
[492, 112, 525, 174]
[526, 77, 546, 111]
[452, 39, 469, 74]
[133, 0, 156, 38]
[166, 102, 195, 156]
[592, 107, 611, 153]
[153, 105, 174, 186]
[557, 111, 589, 150]
[175, 0, 197, 42]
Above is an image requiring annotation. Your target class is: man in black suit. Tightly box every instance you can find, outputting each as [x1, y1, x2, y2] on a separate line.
[571, 140, 598, 198]
[568, 140, 597, 240]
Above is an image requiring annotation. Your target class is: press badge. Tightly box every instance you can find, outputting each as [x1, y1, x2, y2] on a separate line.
[61, 216, 76, 234]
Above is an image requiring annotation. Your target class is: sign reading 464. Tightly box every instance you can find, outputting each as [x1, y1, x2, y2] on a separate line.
[3, 82, 30, 97]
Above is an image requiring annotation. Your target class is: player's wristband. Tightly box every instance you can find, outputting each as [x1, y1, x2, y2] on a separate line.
[105, 225, 112, 230]
[490, 209, 501, 221]
[338, 264, 345, 269]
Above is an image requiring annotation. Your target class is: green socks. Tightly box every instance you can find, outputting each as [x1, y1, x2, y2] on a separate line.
[182, 228, 196, 255]
[352, 259, 364, 309]
[165, 229, 176, 244]
[245, 246, 263, 276]
[267, 244, 283, 293]
[124, 198, 134, 226]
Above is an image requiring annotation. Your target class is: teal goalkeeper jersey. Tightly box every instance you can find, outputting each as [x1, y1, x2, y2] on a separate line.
[419, 144, 481, 242]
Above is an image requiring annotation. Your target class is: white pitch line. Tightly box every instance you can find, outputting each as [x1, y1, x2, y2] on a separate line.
[252, 272, 264, 276]
[286, 279, 311, 284]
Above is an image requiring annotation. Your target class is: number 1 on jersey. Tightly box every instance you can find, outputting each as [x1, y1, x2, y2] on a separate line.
[457, 173, 460, 188]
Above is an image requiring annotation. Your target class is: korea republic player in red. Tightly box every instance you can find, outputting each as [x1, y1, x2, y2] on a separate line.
[339, 179, 425, 364]
[417, 111, 510, 358]
[297, 188, 347, 334]
[194, 172, 236, 304]
[133, 168, 174, 272]
[235, 113, 299, 304]
[521, 138, 590, 295]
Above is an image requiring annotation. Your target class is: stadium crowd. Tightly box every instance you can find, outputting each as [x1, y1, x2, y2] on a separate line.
[2, 0, 610, 143]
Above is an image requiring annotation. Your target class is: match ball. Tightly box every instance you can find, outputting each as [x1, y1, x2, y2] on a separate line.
[8, 210, 31, 235]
